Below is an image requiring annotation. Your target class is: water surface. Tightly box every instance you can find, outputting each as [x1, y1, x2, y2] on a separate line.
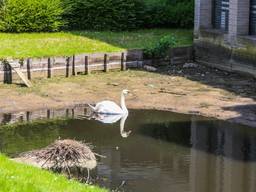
[0, 109, 256, 192]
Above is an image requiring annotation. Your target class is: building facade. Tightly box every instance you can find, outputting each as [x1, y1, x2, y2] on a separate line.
[194, 0, 256, 77]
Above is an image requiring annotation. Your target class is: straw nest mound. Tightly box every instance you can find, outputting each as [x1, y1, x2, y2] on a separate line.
[14, 139, 97, 171]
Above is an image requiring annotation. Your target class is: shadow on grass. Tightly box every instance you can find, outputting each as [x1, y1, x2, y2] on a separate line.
[69, 29, 193, 50]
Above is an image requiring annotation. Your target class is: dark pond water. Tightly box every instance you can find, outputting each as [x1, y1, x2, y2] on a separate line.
[1, 109, 256, 192]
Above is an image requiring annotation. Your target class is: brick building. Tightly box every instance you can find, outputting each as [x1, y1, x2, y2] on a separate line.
[194, 0, 256, 77]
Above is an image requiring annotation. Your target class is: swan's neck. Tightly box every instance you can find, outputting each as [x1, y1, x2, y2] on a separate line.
[120, 93, 128, 114]
[120, 113, 128, 138]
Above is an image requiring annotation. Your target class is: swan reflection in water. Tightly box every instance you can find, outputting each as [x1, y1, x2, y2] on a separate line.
[87, 112, 131, 138]
[86, 90, 131, 138]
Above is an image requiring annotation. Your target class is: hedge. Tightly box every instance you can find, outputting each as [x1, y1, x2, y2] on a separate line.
[0, 0, 64, 32]
[0, 0, 194, 32]
[143, 0, 194, 28]
[62, 0, 145, 31]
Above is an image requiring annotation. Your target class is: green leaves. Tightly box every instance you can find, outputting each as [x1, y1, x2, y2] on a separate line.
[62, 0, 145, 31]
[0, 0, 194, 32]
[0, 0, 65, 32]
[144, 35, 177, 59]
[143, 0, 194, 28]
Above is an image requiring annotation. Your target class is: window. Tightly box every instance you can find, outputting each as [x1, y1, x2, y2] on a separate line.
[213, 0, 229, 32]
[250, 0, 256, 35]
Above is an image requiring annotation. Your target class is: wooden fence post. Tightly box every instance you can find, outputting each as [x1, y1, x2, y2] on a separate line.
[26, 111, 31, 121]
[71, 109, 75, 118]
[187, 46, 194, 61]
[72, 55, 76, 76]
[170, 48, 174, 65]
[27, 58, 31, 80]
[65, 109, 69, 117]
[85, 56, 90, 75]
[3, 61, 12, 84]
[66, 57, 70, 77]
[3, 62, 8, 84]
[8, 62, 12, 84]
[103, 54, 109, 72]
[47, 58, 53, 78]
[47, 109, 51, 119]
[121, 52, 126, 71]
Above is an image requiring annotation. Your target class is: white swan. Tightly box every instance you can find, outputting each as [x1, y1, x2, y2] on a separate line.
[88, 89, 129, 115]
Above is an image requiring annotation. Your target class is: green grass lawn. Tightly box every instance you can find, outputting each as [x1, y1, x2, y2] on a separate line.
[0, 155, 106, 192]
[0, 29, 192, 59]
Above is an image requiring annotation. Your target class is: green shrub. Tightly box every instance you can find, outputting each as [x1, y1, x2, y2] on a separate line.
[0, 0, 64, 32]
[0, 0, 194, 32]
[143, 0, 194, 28]
[63, 0, 145, 31]
[144, 35, 177, 58]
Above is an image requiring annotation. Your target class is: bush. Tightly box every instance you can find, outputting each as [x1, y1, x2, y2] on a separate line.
[143, 0, 194, 28]
[144, 35, 177, 59]
[0, 0, 193, 32]
[63, 0, 145, 31]
[0, 0, 64, 32]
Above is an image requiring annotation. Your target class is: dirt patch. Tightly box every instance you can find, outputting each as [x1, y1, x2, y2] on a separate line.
[0, 63, 255, 127]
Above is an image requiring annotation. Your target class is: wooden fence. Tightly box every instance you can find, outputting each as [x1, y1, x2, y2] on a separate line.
[0, 46, 193, 84]
[0, 49, 144, 84]
[143, 46, 194, 66]
[170, 46, 194, 64]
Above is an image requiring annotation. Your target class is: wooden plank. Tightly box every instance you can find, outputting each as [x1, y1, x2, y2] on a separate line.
[8, 60, 32, 87]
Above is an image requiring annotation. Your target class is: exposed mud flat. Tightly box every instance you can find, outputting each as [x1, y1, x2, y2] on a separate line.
[0, 63, 255, 127]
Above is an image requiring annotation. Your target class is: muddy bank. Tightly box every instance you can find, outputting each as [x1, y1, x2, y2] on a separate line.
[0, 63, 255, 127]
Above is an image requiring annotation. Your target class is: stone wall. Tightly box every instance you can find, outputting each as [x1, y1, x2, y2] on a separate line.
[194, 0, 256, 77]
[194, 30, 256, 77]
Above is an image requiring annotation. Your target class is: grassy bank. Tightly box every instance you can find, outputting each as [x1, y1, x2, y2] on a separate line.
[0, 155, 106, 192]
[0, 29, 192, 58]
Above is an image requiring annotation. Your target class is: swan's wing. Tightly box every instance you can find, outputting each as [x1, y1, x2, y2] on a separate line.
[95, 101, 123, 114]
[95, 114, 123, 124]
